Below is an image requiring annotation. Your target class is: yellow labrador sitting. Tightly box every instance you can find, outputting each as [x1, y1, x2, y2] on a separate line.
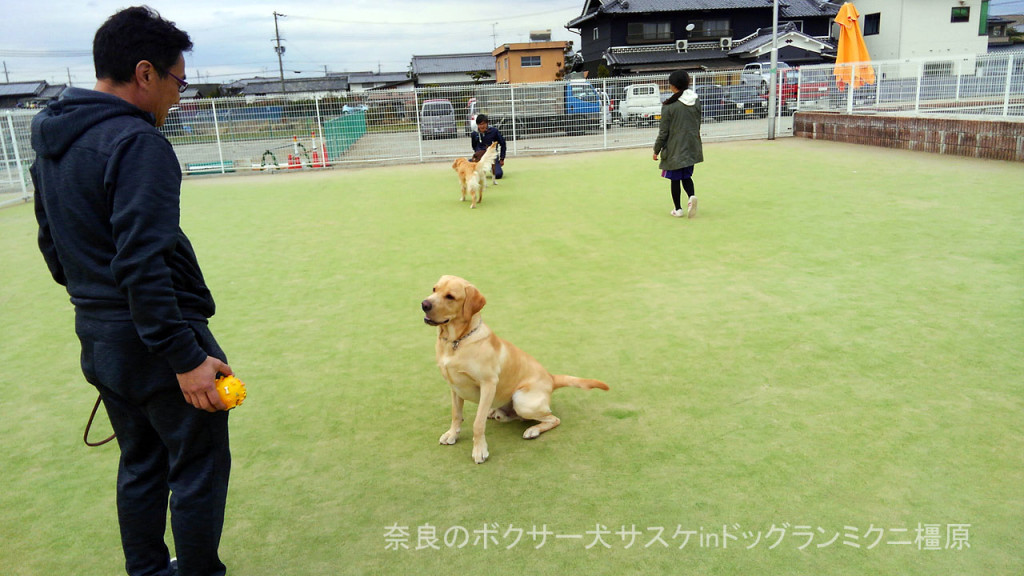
[421, 275, 609, 464]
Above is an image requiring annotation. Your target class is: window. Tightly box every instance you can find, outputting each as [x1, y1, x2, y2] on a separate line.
[951, 7, 970, 23]
[627, 22, 672, 43]
[593, 27, 599, 41]
[864, 13, 880, 36]
[570, 84, 598, 102]
[521, 56, 541, 67]
[690, 19, 731, 40]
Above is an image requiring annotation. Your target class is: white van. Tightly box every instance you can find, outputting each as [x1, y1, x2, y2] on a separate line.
[420, 99, 457, 139]
[619, 83, 663, 126]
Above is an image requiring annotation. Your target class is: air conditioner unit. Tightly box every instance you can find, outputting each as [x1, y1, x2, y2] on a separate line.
[720, 37, 733, 50]
[676, 40, 688, 52]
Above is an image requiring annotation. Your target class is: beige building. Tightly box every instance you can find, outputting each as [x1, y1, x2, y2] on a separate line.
[492, 41, 571, 83]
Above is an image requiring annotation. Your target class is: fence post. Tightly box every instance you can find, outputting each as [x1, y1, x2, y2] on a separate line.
[875, 64, 881, 104]
[954, 58, 963, 101]
[1003, 54, 1014, 117]
[601, 78, 608, 150]
[846, 64, 855, 114]
[0, 112, 11, 187]
[914, 61, 924, 113]
[414, 88, 424, 163]
[5, 112, 29, 200]
[211, 100, 226, 174]
[314, 95, 325, 161]
[509, 84, 517, 157]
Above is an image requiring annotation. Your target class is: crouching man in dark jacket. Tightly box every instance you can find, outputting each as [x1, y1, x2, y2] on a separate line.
[470, 113, 507, 179]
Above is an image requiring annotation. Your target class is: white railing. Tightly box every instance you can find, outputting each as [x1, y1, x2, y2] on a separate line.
[792, 53, 1024, 117]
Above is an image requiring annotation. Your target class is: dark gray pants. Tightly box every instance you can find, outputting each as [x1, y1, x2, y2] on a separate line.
[78, 317, 230, 576]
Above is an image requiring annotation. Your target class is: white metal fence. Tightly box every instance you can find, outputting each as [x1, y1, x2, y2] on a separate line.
[1, 110, 34, 207]
[3, 52, 1023, 207]
[797, 53, 1024, 116]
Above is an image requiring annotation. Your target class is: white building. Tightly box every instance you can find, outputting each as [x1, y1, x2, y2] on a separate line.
[852, 0, 991, 61]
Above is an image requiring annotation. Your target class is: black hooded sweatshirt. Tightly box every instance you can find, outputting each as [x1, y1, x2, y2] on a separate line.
[31, 87, 213, 374]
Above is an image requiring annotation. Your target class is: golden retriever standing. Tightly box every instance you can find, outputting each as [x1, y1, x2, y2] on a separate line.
[421, 275, 609, 464]
[451, 142, 498, 209]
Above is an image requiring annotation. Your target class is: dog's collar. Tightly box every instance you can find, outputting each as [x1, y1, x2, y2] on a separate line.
[443, 320, 481, 351]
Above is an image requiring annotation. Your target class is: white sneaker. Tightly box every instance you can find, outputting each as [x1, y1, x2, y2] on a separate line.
[670, 209, 684, 218]
[687, 196, 698, 218]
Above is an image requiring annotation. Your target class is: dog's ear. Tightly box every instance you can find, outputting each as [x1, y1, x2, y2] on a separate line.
[462, 284, 486, 322]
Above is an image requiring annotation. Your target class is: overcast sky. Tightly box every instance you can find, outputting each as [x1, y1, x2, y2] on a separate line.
[3, 0, 1024, 87]
[0, 1, 583, 86]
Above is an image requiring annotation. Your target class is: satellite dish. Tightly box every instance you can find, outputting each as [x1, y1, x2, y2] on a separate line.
[686, 24, 696, 32]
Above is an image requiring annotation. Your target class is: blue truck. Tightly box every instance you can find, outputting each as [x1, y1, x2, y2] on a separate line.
[473, 79, 604, 136]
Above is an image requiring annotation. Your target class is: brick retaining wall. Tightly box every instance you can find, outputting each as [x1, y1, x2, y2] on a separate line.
[793, 112, 1024, 162]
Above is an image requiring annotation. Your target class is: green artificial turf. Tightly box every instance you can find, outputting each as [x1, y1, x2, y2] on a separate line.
[1, 139, 1022, 575]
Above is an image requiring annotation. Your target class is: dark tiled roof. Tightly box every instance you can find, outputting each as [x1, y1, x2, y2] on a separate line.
[38, 84, 68, 99]
[348, 72, 410, 84]
[605, 48, 729, 67]
[781, 0, 842, 18]
[241, 77, 350, 95]
[569, 0, 839, 27]
[0, 81, 46, 97]
[728, 26, 835, 55]
[411, 53, 495, 75]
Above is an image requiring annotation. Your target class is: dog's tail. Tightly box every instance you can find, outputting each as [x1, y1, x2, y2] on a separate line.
[552, 375, 609, 391]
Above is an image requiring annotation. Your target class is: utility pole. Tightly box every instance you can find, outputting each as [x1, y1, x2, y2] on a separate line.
[67, 68, 72, 86]
[273, 11, 287, 94]
[767, 0, 779, 140]
[3, 61, 9, 83]
[492, 23, 498, 48]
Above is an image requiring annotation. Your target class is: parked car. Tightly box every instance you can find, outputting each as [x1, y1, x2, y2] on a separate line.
[693, 85, 733, 121]
[420, 98, 457, 139]
[725, 85, 768, 119]
[342, 103, 368, 114]
[740, 61, 793, 93]
[619, 83, 663, 126]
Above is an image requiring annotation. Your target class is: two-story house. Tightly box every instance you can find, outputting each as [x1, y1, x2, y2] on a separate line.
[492, 41, 575, 83]
[565, 0, 841, 75]
[852, 0, 990, 62]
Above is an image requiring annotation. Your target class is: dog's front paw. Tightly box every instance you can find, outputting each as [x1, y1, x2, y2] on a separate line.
[439, 429, 460, 445]
[472, 439, 489, 464]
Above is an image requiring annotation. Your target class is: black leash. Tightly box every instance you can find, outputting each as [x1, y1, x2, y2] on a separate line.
[84, 394, 116, 447]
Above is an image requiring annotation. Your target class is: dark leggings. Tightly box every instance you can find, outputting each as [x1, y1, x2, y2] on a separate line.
[671, 179, 695, 210]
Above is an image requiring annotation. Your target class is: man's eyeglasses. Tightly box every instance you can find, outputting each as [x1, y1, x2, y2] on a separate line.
[166, 70, 188, 94]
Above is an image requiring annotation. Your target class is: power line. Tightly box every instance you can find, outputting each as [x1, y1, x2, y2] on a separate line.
[0, 49, 92, 58]
[287, 4, 578, 26]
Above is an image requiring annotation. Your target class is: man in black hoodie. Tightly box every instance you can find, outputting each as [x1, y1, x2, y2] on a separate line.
[31, 7, 232, 576]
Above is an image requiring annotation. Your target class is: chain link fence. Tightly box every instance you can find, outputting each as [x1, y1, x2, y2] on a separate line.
[3, 53, 1022, 206]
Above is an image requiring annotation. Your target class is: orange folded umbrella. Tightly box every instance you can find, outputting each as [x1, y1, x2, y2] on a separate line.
[834, 2, 876, 90]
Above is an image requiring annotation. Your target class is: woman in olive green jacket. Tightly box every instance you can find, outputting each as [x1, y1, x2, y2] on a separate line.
[653, 70, 704, 218]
